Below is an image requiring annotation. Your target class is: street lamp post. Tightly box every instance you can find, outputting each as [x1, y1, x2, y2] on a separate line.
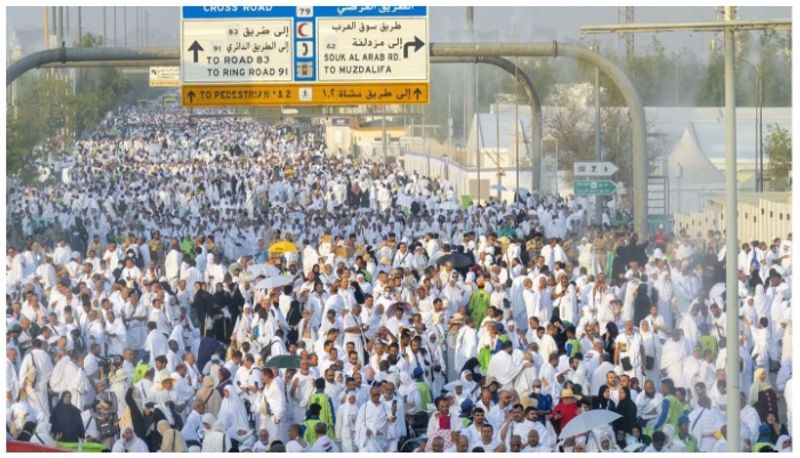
[742, 59, 763, 192]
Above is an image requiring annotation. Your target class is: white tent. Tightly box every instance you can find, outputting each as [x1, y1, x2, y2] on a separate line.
[666, 125, 725, 214]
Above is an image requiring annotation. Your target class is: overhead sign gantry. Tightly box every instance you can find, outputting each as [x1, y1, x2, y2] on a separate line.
[180, 6, 429, 106]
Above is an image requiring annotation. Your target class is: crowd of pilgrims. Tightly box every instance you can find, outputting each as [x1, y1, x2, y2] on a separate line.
[5, 97, 794, 453]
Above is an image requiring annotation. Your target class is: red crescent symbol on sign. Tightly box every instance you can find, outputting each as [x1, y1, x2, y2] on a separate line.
[298, 23, 310, 37]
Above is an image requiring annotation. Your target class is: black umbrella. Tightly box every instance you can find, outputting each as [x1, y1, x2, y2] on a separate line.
[436, 252, 473, 269]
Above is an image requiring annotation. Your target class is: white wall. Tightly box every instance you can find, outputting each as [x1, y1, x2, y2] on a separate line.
[674, 196, 792, 242]
[403, 152, 535, 203]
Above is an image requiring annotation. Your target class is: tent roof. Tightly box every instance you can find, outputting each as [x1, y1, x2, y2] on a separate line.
[666, 125, 725, 184]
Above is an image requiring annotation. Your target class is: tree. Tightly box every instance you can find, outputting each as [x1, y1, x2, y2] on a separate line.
[6, 32, 129, 181]
[764, 124, 791, 190]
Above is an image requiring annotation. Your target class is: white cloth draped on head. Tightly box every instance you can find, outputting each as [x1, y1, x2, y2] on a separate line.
[218, 385, 250, 435]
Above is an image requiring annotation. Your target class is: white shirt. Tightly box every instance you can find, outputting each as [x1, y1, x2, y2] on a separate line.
[310, 435, 340, 452]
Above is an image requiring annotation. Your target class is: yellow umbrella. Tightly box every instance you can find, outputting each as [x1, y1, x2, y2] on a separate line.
[268, 240, 299, 254]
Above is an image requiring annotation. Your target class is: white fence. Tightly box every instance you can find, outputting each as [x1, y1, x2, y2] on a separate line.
[402, 152, 536, 203]
[674, 196, 792, 242]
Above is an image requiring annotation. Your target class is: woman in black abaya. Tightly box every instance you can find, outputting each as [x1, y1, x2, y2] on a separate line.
[50, 391, 85, 443]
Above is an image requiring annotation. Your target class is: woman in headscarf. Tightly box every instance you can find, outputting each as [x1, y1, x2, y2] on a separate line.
[611, 387, 637, 435]
[459, 369, 479, 402]
[196, 375, 222, 417]
[602, 322, 619, 359]
[49, 391, 85, 443]
[775, 434, 792, 453]
[639, 318, 662, 386]
[592, 385, 616, 411]
[426, 330, 446, 398]
[653, 271, 675, 331]
[216, 367, 233, 395]
[334, 391, 360, 452]
[218, 385, 254, 450]
[112, 426, 150, 452]
[587, 430, 621, 453]
[760, 412, 789, 445]
[158, 419, 188, 452]
[750, 368, 779, 422]
[201, 415, 233, 452]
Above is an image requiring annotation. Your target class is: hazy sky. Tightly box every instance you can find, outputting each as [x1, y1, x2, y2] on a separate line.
[8, 5, 791, 58]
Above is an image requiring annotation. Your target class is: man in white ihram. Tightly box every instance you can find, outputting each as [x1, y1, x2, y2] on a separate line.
[487, 340, 533, 390]
[355, 383, 395, 452]
[18, 337, 54, 415]
[259, 367, 286, 443]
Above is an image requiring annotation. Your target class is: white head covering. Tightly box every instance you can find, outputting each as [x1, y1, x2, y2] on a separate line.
[218, 385, 250, 434]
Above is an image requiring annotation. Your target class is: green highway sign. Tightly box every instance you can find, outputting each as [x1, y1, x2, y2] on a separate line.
[574, 180, 618, 195]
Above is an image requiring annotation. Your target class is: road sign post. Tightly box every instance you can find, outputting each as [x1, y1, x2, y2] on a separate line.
[573, 180, 617, 196]
[574, 160, 618, 226]
[180, 6, 429, 107]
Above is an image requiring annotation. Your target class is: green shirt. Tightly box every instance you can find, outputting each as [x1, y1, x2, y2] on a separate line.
[417, 381, 432, 409]
[308, 393, 336, 439]
[664, 395, 687, 428]
[468, 289, 491, 326]
[303, 418, 322, 444]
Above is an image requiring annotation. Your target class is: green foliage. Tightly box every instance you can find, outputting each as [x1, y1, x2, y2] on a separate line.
[764, 124, 791, 190]
[6, 33, 129, 181]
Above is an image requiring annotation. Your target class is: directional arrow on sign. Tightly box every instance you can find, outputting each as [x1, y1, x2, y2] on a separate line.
[413, 88, 422, 101]
[574, 161, 619, 177]
[187, 40, 204, 63]
[186, 90, 196, 104]
[403, 36, 425, 58]
[573, 180, 618, 195]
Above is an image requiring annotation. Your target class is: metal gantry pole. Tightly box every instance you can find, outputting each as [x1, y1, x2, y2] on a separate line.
[723, 6, 741, 452]
[381, 109, 387, 161]
[56, 7, 63, 46]
[103, 7, 107, 47]
[594, 45, 602, 227]
[758, 73, 764, 191]
[476, 62, 481, 204]
[515, 56, 520, 198]
[113, 7, 117, 47]
[496, 83, 501, 201]
[754, 68, 759, 192]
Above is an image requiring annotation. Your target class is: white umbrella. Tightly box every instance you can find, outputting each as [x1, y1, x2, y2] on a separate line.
[438, 201, 460, 211]
[356, 207, 373, 214]
[558, 410, 621, 440]
[249, 264, 280, 277]
[255, 275, 293, 290]
[489, 183, 508, 191]
[396, 194, 414, 208]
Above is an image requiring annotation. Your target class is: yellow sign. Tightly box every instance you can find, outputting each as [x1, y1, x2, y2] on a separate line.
[149, 66, 180, 88]
[181, 82, 428, 106]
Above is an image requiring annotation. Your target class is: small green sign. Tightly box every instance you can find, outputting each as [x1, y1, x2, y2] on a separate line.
[573, 180, 618, 195]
